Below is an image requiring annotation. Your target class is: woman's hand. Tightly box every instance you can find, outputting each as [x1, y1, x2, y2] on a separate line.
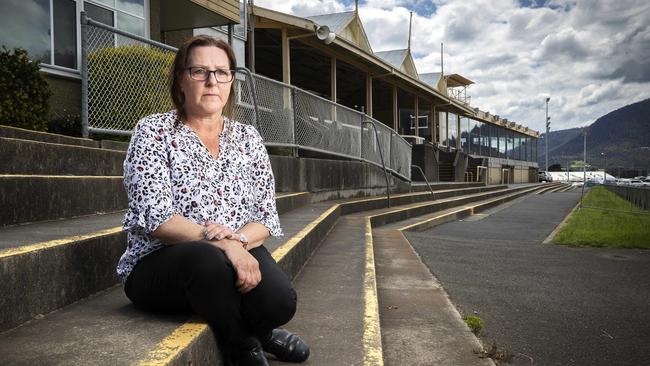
[222, 240, 261, 294]
[202, 222, 235, 241]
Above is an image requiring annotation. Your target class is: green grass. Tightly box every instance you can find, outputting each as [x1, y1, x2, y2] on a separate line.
[553, 186, 650, 249]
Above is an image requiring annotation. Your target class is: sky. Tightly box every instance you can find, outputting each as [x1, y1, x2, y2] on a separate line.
[254, 0, 650, 133]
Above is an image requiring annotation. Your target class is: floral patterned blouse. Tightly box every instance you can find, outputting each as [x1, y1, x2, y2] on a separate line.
[116, 110, 283, 282]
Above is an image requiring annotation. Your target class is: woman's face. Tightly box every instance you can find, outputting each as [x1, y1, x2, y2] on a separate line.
[180, 45, 233, 120]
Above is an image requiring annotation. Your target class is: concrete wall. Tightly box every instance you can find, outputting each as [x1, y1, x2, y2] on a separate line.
[486, 157, 539, 184]
[44, 74, 81, 119]
[270, 156, 410, 199]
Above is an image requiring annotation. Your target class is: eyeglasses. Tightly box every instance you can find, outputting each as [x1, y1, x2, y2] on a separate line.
[186, 67, 234, 83]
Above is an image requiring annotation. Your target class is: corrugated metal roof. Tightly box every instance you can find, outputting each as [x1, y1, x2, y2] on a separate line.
[375, 49, 408, 69]
[306, 11, 355, 33]
[419, 72, 441, 88]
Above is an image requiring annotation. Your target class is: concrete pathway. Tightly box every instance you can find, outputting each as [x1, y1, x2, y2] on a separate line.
[406, 191, 650, 366]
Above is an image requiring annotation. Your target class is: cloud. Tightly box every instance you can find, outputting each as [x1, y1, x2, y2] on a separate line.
[255, 0, 650, 133]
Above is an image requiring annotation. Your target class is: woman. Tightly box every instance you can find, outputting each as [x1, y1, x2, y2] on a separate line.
[117, 35, 309, 366]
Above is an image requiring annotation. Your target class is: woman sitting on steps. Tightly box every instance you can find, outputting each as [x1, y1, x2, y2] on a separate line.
[117, 35, 309, 366]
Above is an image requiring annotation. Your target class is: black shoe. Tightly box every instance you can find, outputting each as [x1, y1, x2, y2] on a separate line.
[262, 328, 310, 363]
[230, 338, 270, 366]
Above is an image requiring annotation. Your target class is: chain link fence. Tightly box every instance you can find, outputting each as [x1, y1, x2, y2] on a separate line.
[81, 14, 411, 180]
[580, 184, 650, 215]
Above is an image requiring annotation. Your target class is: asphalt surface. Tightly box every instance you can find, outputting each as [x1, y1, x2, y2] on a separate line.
[405, 190, 650, 366]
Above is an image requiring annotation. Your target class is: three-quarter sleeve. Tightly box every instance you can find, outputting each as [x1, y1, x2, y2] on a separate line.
[122, 117, 175, 234]
[247, 126, 283, 237]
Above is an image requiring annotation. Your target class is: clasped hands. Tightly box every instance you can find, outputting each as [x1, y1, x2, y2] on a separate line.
[202, 221, 260, 294]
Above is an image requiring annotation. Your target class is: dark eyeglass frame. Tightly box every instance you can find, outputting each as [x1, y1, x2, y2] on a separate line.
[186, 67, 235, 83]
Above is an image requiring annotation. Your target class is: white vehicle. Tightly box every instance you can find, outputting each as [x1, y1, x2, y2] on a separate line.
[630, 179, 644, 187]
[538, 171, 553, 182]
[617, 179, 631, 186]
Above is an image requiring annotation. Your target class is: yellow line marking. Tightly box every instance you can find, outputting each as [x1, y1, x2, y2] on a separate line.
[272, 204, 340, 262]
[136, 320, 210, 366]
[0, 227, 123, 259]
[362, 217, 384, 366]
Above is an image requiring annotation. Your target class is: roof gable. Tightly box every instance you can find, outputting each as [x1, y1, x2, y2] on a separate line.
[307, 11, 373, 53]
[375, 49, 418, 78]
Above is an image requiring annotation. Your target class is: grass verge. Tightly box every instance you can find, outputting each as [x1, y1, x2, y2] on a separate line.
[553, 186, 650, 248]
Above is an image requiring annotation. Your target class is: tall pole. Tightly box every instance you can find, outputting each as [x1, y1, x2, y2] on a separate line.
[580, 127, 587, 207]
[601, 152, 607, 183]
[545, 97, 550, 171]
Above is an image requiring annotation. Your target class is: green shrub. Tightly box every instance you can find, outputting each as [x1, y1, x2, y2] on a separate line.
[463, 315, 485, 336]
[0, 47, 51, 131]
[88, 45, 174, 132]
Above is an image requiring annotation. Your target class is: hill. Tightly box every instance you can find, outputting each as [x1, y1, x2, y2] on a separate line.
[537, 98, 650, 177]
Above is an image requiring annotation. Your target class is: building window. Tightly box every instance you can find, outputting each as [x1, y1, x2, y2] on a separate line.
[448, 113, 458, 149]
[1, 0, 78, 69]
[85, 0, 146, 37]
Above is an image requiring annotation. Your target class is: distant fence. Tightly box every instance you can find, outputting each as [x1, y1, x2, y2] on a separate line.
[80, 13, 411, 181]
[604, 185, 650, 211]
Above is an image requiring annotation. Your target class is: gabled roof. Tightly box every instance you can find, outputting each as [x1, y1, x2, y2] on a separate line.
[307, 11, 355, 33]
[375, 49, 408, 68]
[419, 72, 442, 88]
[307, 11, 373, 53]
[375, 49, 418, 78]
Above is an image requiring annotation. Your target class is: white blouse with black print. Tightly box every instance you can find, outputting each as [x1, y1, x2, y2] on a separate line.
[116, 110, 283, 282]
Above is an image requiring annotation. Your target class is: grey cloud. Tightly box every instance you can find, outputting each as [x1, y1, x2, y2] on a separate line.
[610, 59, 650, 83]
[536, 28, 591, 61]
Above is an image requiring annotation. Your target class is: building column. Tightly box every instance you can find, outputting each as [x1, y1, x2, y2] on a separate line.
[413, 96, 419, 137]
[331, 56, 337, 120]
[281, 27, 290, 84]
[392, 86, 398, 132]
[431, 106, 436, 144]
[366, 74, 373, 117]
[281, 27, 291, 109]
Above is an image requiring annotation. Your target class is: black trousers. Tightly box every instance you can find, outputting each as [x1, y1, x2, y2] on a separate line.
[124, 242, 297, 351]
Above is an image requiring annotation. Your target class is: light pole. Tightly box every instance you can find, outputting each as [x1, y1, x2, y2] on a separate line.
[580, 127, 588, 207]
[601, 152, 607, 184]
[545, 97, 550, 171]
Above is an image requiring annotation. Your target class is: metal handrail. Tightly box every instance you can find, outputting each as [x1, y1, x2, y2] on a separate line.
[235, 67, 260, 131]
[411, 165, 435, 199]
[476, 166, 487, 183]
[363, 120, 391, 207]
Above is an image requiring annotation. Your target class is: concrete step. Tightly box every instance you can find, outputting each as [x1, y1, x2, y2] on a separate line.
[379, 184, 545, 232]
[373, 229, 494, 366]
[410, 181, 484, 192]
[0, 125, 99, 148]
[0, 187, 539, 365]
[535, 182, 564, 194]
[0, 137, 126, 175]
[0, 193, 310, 333]
[369, 185, 546, 365]
[0, 189, 459, 364]
[0, 175, 127, 227]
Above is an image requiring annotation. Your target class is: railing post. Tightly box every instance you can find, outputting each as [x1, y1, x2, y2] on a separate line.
[81, 11, 89, 138]
[291, 87, 298, 157]
[235, 67, 260, 130]
[411, 164, 434, 199]
[363, 120, 391, 207]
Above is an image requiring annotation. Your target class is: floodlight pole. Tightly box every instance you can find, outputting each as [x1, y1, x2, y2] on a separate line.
[545, 97, 550, 171]
[580, 127, 587, 208]
[601, 152, 607, 184]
